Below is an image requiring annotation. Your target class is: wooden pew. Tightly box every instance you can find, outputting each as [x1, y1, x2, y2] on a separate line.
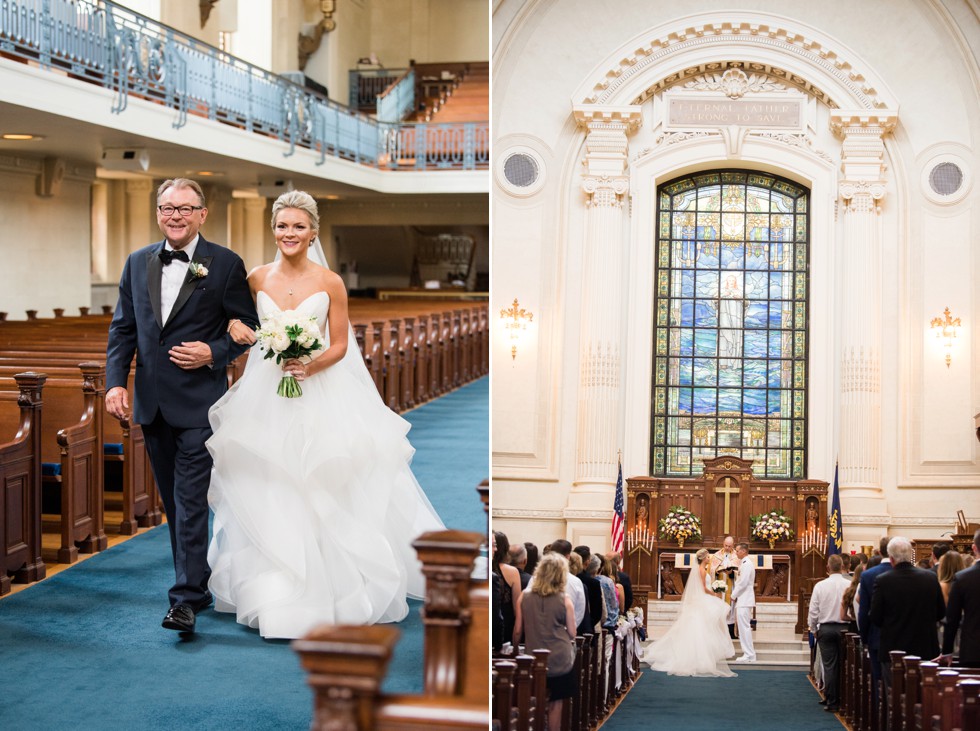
[294, 528, 488, 730]
[0, 372, 46, 594]
[0, 361, 158, 537]
[0, 366, 107, 564]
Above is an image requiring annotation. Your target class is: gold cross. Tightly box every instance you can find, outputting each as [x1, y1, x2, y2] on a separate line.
[715, 476, 740, 533]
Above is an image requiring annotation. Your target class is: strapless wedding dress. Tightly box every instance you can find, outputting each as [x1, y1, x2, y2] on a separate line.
[643, 568, 737, 677]
[206, 290, 445, 639]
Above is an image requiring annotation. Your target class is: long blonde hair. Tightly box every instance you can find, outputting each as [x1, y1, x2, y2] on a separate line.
[531, 553, 568, 597]
[938, 550, 964, 584]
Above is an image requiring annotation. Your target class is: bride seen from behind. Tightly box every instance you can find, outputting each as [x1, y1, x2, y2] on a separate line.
[206, 190, 446, 639]
[643, 547, 736, 677]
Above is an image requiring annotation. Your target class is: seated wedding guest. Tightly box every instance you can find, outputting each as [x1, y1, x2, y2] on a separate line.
[841, 563, 864, 633]
[607, 552, 633, 611]
[513, 553, 577, 731]
[939, 550, 964, 604]
[524, 542, 540, 576]
[508, 543, 532, 590]
[809, 554, 851, 713]
[917, 557, 934, 569]
[870, 537, 945, 708]
[493, 531, 522, 647]
[939, 529, 980, 668]
[573, 545, 591, 565]
[849, 553, 863, 575]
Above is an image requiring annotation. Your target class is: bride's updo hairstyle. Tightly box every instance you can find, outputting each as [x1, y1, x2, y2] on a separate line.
[696, 548, 710, 563]
[271, 190, 320, 232]
[529, 552, 568, 597]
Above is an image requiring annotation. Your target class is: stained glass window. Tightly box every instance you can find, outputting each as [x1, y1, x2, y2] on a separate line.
[651, 171, 809, 478]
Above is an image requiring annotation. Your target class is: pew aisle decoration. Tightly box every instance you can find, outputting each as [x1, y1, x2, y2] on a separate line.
[750, 508, 795, 549]
[255, 310, 323, 398]
[657, 505, 702, 548]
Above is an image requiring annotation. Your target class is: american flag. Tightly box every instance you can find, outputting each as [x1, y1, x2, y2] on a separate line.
[611, 459, 625, 553]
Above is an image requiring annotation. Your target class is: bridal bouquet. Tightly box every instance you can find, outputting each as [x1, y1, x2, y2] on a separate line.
[254, 310, 322, 398]
[750, 509, 795, 548]
[657, 505, 702, 547]
[710, 579, 727, 594]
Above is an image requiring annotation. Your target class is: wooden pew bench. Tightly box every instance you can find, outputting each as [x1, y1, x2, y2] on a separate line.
[0, 365, 107, 564]
[0, 373, 46, 594]
[294, 528, 488, 730]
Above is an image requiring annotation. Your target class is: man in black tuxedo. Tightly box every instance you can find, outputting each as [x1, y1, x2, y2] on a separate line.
[869, 535, 946, 721]
[858, 536, 892, 708]
[940, 529, 980, 667]
[105, 178, 257, 633]
[574, 546, 603, 633]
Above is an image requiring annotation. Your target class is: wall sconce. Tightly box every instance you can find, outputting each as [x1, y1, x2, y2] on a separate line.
[500, 297, 534, 360]
[930, 306, 962, 368]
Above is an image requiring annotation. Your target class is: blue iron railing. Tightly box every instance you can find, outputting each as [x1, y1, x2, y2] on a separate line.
[375, 67, 415, 123]
[0, 0, 487, 171]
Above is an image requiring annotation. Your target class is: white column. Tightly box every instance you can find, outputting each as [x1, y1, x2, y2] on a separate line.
[570, 105, 641, 503]
[831, 112, 897, 497]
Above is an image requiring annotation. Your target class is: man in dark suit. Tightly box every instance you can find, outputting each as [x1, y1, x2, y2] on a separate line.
[858, 536, 893, 708]
[105, 178, 257, 633]
[869, 535, 946, 723]
[940, 529, 980, 667]
[573, 546, 603, 632]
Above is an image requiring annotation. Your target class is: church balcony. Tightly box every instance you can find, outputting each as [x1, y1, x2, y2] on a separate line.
[0, 0, 488, 194]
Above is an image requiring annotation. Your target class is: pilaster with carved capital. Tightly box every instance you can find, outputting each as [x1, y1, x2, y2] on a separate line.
[571, 105, 642, 489]
[830, 111, 897, 491]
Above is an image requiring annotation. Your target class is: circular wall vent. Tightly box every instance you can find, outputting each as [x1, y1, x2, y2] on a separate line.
[928, 162, 964, 197]
[503, 152, 539, 188]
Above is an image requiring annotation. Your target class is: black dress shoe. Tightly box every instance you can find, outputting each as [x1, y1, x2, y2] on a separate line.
[824, 705, 840, 713]
[162, 603, 196, 632]
[818, 698, 828, 705]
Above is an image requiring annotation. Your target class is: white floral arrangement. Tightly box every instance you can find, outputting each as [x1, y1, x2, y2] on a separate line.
[188, 262, 208, 278]
[710, 579, 727, 593]
[254, 309, 322, 398]
[657, 505, 702, 545]
[750, 508, 795, 546]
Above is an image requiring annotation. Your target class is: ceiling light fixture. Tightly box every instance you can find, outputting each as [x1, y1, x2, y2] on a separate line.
[2, 133, 43, 141]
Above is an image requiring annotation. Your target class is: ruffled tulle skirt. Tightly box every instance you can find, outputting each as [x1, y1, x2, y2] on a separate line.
[644, 593, 736, 677]
[205, 348, 445, 639]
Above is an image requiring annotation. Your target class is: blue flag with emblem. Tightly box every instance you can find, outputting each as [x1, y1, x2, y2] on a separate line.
[827, 462, 843, 555]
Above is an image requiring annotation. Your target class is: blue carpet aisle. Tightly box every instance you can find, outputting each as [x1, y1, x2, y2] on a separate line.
[603, 668, 843, 731]
[0, 377, 488, 731]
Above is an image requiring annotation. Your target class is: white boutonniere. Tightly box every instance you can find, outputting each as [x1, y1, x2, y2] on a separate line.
[189, 262, 208, 279]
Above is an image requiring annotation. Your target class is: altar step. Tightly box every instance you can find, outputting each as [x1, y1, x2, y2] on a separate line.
[643, 599, 810, 668]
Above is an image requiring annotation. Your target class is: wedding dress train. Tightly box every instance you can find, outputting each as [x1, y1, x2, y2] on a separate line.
[206, 290, 445, 639]
[643, 565, 736, 677]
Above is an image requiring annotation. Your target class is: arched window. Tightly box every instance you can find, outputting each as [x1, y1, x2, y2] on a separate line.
[651, 170, 809, 479]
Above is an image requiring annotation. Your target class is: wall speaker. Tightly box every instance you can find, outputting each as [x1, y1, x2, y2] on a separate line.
[101, 148, 149, 171]
[257, 177, 294, 198]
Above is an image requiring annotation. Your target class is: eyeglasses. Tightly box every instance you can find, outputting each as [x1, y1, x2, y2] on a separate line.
[158, 204, 204, 217]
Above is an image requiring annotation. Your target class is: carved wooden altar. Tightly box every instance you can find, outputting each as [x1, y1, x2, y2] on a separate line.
[625, 457, 828, 606]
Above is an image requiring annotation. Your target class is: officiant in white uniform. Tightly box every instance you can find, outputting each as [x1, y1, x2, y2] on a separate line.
[731, 542, 757, 663]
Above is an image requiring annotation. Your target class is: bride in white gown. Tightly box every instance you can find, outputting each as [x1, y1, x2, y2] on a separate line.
[206, 190, 445, 639]
[643, 548, 736, 677]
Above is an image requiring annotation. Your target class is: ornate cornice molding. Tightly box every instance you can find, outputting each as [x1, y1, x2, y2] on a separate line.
[572, 105, 644, 129]
[829, 111, 899, 136]
[579, 22, 894, 110]
[491, 508, 565, 520]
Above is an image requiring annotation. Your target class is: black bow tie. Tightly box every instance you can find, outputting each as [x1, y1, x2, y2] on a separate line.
[159, 249, 190, 265]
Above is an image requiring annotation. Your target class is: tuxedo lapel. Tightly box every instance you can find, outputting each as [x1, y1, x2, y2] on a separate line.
[166, 240, 214, 328]
[146, 246, 164, 329]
